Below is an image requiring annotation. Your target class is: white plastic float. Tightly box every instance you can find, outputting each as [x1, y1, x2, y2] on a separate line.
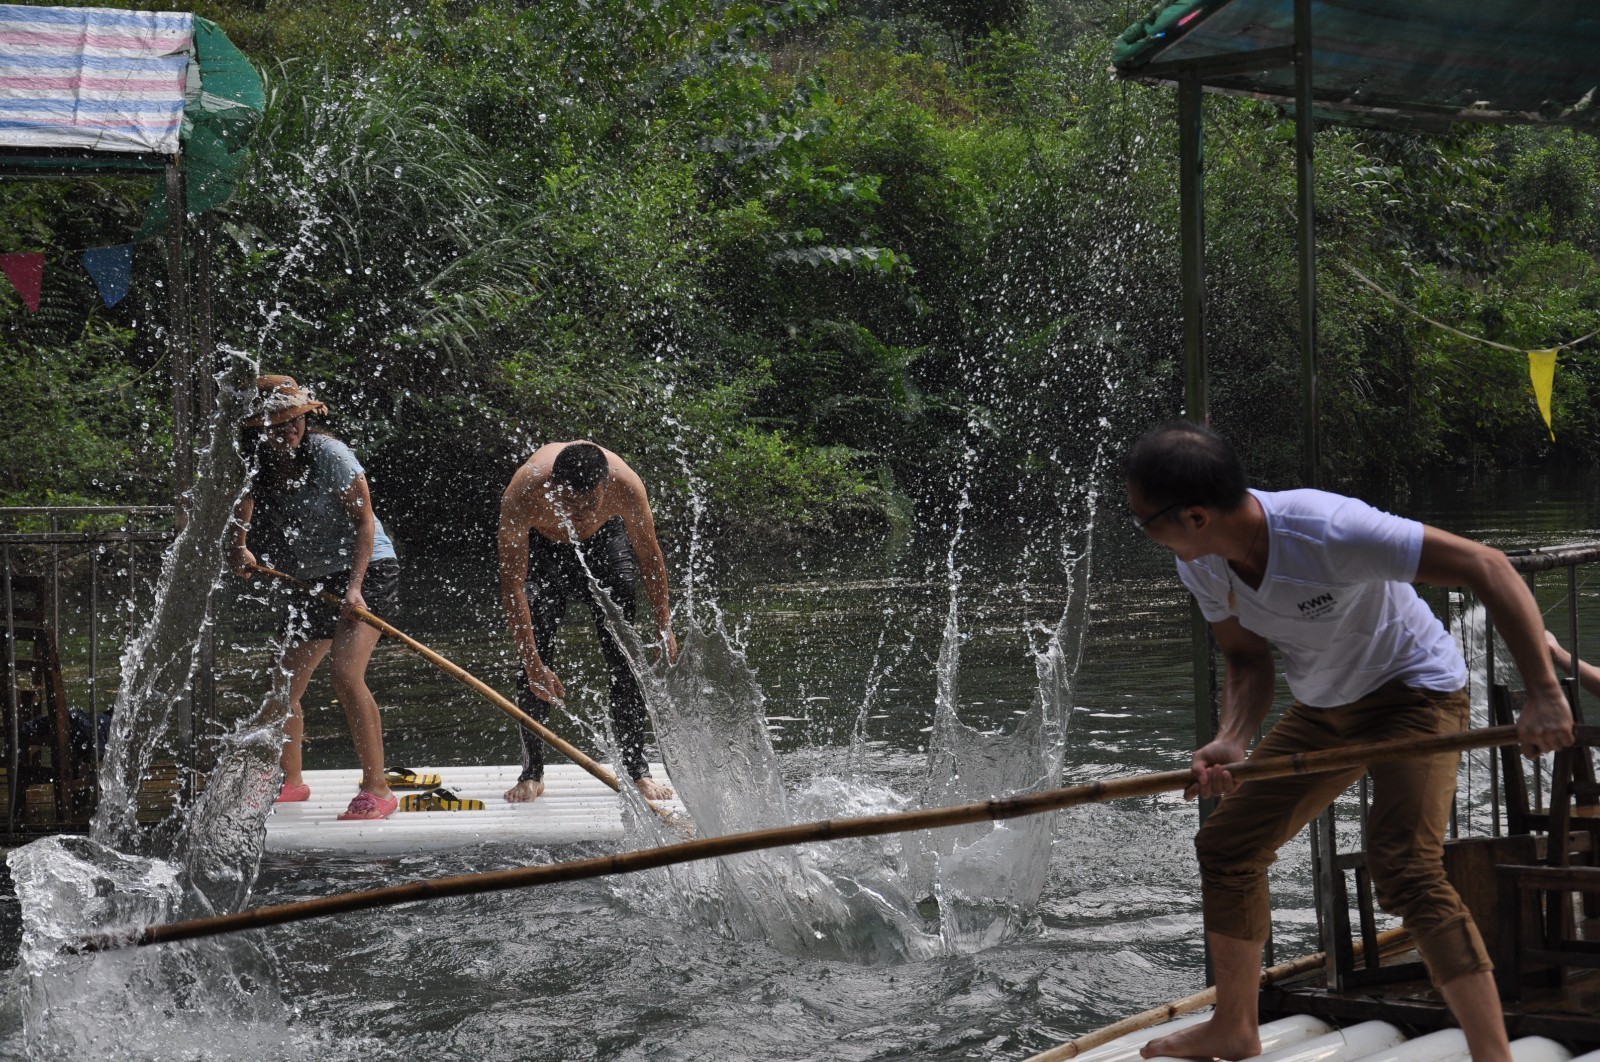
[1089, 1016, 1578, 1062]
[1144, 1020, 1405, 1062]
[263, 762, 683, 854]
[1071, 1015, 1331, 1062]
[1349, 1032, 1568, 1062]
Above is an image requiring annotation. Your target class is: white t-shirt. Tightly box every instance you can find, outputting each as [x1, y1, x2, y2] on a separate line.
[1177, 488, 1467, 707]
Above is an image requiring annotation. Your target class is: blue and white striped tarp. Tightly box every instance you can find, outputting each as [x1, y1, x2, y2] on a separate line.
[0, 4, 193, 154]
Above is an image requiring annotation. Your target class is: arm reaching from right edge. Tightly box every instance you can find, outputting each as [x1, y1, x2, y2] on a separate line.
[1545, 630, 1600, 699]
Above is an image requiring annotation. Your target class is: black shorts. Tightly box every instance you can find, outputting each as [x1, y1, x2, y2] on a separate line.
[283, 559, 401, 645]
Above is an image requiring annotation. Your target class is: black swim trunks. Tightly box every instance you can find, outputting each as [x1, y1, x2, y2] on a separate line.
[282, 558, 401, 645]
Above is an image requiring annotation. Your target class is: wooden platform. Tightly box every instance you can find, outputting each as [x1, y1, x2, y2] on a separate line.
[263, 762, 681, 855]
[1262, 948, 1600, 1051]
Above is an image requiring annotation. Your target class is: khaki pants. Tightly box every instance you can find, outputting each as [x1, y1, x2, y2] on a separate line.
[1196, 681, 1489, 985]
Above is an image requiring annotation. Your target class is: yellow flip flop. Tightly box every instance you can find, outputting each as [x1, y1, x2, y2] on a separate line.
[384, 767, 442, 789]
[399, 787, 485, 812]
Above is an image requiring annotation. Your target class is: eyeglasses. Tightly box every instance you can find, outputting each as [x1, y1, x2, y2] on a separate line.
[1129, 500, 1194, 532]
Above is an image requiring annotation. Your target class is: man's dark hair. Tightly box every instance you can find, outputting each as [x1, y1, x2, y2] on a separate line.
[1125, 420, 1249, 512]
[550, 441, 609, 494]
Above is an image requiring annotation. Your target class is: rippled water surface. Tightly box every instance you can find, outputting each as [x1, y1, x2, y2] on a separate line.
[3, 467, 1599, 1060]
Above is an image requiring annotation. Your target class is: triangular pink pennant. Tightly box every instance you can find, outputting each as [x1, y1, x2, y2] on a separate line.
[0, 253, 44, 313]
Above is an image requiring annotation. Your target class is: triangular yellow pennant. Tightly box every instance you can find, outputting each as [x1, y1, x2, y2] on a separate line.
[1528, 349, 1558, 441]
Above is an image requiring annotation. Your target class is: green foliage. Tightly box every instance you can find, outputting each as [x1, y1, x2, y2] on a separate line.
[13, 0, 1600, 546]
[0, 322, 165, 507]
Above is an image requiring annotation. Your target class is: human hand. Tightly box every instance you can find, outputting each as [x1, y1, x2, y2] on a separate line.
[1519, 686, 1575, 759]
[659, 629, 679, 665]
[1185, 737, 1249, 800]
[524, 660, 566, 704]
[342, 584, 368, 619]
[230, 546, 257, 579]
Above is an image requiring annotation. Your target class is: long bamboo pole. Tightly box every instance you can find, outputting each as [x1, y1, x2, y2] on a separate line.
[72, 724, 1520, 954]
[248, 563, 677, 821]
[1018, 927, 1411, 1062]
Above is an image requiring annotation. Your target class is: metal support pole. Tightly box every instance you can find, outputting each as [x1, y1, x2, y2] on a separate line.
[165, 159, 192, 527]
[195, 216, 216, 422]
[89, 547, 100, 776]
[1569, 564, 1581, 715]
[1179, 73, 1218, 793]
[1179, 73, 1208, 426]
[192, 217, 217, 793]
[4, 551, 18, 834]
[1294, 0, 1320, 487]
[1179, 70, 1223, 985]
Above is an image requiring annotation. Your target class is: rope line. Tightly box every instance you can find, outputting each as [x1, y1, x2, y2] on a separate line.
[1341, 262, 1600, 355]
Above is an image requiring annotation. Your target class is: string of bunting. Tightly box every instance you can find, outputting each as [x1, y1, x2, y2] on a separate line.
[1342, 262, 1600, 442]
[0, 243, 137, 313]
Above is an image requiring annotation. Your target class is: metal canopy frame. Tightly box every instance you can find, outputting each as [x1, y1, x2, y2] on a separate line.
[1137, 2, 1324, 851]
[1116, 0, 1600, 996]
[1141, 0, 1323, 481]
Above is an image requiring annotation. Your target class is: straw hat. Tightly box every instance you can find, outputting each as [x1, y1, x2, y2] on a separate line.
[242, 374, 328, 428]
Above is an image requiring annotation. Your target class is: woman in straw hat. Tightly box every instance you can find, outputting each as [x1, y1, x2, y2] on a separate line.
[230, 375, 401, 820]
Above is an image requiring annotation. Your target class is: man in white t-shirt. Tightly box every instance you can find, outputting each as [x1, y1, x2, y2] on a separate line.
[1126, 421, 1572, 1062]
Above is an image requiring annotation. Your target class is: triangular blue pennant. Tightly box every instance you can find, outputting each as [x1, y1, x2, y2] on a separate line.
[81, 245, 134, 307]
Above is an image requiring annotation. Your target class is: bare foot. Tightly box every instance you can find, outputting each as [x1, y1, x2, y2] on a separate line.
[504, 779, 545, 803]
[635, 776, 674, 800]
[1141, 1018, 1260, 1060]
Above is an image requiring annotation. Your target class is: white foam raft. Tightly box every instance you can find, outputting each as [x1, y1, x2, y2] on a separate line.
[263, 762, 683, 855]
[1055, 1012, 1600, 1062]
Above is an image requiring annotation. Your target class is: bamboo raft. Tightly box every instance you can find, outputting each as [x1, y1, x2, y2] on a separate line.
[263, 762, 682, 854]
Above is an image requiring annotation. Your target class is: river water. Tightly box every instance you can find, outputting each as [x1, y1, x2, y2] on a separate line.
[2, 467, 1599, 1060]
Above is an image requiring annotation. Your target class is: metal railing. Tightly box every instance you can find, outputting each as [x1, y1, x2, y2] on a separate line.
[0, 506, 176, 834]
[1303, 540, 1600, 990]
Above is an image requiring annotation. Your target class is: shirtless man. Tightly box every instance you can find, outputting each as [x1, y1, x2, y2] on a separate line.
[498, 441, 678, 803]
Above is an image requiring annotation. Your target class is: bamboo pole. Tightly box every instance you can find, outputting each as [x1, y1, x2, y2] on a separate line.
[1018, 927, 1411, 1062]
[248, 563, 677, 821]
[72, 724, 1519, 954]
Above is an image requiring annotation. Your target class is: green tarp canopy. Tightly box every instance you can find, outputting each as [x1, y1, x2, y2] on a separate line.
[1114, 0, 1600, 132]
[138, 16, 264, 232]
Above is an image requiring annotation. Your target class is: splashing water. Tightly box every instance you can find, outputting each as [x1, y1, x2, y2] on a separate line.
[7, 355, 303, 1059]
[635, 614, 942, 963]
[907, 437, 1102, 950]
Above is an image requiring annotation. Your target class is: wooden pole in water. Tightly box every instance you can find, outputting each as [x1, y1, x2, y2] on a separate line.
[72, 724, 1520, 954]
[247, 563, 675, 820]
[1018, 927, 1411, 1062]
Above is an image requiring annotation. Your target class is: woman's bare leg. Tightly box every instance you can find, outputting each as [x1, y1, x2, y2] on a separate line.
[273, 639, 331, 789]
[328, 615, 392, 799]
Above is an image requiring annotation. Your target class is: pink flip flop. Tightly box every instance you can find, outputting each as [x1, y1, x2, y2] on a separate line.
[337, 789, 399, 821]
[275, 782, 311, 803]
